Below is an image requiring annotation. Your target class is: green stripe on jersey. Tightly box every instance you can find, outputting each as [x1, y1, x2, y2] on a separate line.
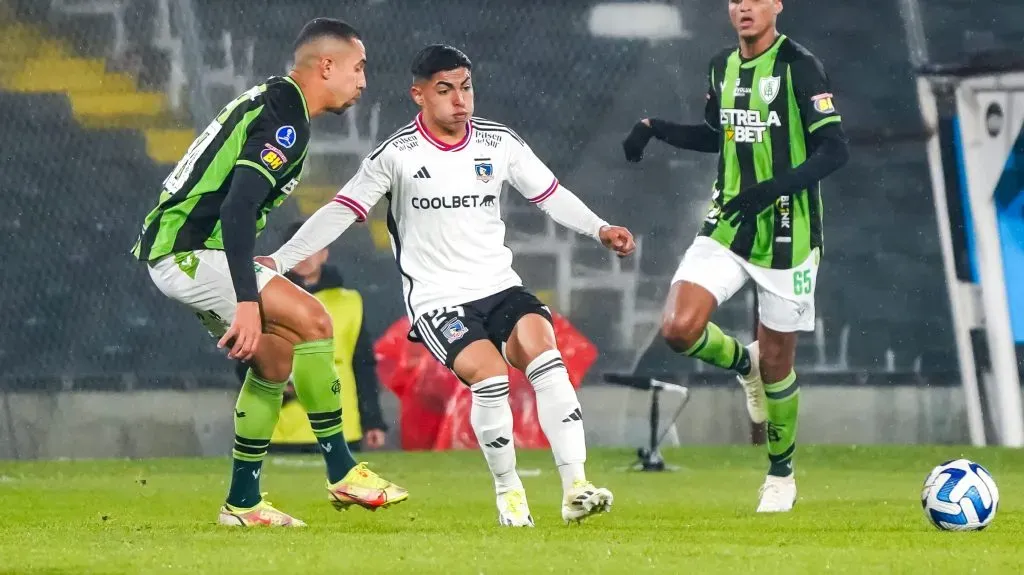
[131, 76, 309, 262]
[700, 35, 827, 270]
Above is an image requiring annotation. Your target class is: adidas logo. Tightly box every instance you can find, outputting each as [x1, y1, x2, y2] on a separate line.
[562, 407, 582, 423]
[485, 436, 510, 449]
[413, 166, 431, 179]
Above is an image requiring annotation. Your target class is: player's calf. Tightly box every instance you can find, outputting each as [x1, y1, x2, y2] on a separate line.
[661, 282, 753, 376]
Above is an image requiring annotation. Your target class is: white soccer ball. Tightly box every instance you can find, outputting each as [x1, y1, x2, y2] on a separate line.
[921, 458, 999, 531]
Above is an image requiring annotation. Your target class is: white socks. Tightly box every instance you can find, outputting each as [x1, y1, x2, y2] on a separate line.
[470, 376, 523, 494]
[525, 350, 587, 493]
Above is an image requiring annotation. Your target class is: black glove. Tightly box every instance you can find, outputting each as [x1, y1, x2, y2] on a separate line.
[622, 120, 654, 162]
[719, 180, 784, 226]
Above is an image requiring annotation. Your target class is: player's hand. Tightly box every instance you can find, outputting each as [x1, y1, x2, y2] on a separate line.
[599, 225, 636, 257]
[622, 119, 654, 162]
[254, 255, 279, 273]
[719, 181, 782, 226]
[218, 301, 262, 361]
[364, 429, 387, 449]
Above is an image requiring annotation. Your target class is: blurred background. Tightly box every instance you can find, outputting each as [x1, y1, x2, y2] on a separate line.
[1, 0, 1022, 459]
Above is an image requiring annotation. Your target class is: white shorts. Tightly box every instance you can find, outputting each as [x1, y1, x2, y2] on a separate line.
[147, 250, 281, 337]
[670, 236, 819, 332]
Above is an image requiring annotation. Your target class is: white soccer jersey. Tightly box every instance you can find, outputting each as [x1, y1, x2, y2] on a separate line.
[272, 112, 610, 322]
[335, 114, 569, 319]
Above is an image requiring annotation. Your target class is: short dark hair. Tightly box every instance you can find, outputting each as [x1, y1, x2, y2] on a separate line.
[410, 44, 472, 81]
[294, 18, 360, 51]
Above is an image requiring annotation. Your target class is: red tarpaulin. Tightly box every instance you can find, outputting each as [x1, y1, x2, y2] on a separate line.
[374, 313, 597, 450]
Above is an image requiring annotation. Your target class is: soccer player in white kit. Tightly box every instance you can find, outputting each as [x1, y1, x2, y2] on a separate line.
[265, 45, 636, 526]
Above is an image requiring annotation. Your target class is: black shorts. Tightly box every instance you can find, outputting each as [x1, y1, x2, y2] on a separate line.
[410, 286, 552, 368]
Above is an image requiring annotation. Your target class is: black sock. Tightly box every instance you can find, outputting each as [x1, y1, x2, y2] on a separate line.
[315, 431, 358, 483]
[226, 458, 263, 508]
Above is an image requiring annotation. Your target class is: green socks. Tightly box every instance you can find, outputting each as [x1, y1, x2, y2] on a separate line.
[765, 370, 800, 477]
[226, 370, 285, 508]
[682, 322, 751, 376]
[293, 339, 358, 483]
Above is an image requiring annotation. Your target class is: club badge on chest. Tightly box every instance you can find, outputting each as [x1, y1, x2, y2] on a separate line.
[474, 160, 493, 183]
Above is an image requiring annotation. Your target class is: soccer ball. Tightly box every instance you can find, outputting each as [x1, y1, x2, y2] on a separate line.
[920, 459, 999, 531]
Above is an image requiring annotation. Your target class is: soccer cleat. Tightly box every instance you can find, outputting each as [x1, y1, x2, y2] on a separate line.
[737, 341, 767, 424]
[217, 496, 306, 527]
[757, 474, 797, 513]
[496, 488, 535, 527]
[561, 480, 613, 524]
[328, 462, 409, 511]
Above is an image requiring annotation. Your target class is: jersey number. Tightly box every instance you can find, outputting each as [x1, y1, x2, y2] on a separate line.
[162, 85, 261, 193]
[163, 120, 222, 193]
[793, 270, 812, 296]
[427, 306, 466, 329]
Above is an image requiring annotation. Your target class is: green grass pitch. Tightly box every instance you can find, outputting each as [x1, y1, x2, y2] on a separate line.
[1, 446, 1022, 574]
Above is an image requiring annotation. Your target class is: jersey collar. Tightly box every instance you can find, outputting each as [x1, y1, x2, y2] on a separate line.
[284, 75, 309, 120]
[415, 112, 472, 152]
[739, 33, 787, 68]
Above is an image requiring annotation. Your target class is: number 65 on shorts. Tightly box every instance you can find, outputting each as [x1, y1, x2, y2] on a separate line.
[672, 236, 819, 333]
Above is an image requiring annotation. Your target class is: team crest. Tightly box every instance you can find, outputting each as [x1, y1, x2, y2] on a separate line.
[475, 161, 493, 183]
[441, 317, 469, 343]
[759, 76, 781, 104]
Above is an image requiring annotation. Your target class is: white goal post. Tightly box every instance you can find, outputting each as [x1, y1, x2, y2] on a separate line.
[917, 63, 1024, 447]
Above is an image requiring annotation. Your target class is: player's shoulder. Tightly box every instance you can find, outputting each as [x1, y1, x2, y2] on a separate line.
[709, 46, 736, 68]
[776, 37, 827, 73]
[367, 120, 418, 162]
[470, 116, 526, 147]
[261, 76, 307, 118]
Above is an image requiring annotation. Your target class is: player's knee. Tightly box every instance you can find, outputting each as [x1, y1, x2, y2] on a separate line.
[296, 299, 333, 341]
[661, 313, 706, 352]
[758, 336, 795, 378]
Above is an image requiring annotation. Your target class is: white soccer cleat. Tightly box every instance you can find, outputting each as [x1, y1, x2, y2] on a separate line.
[737, 341, 767, 424]
[757, 474, 797, 513]
[496, 488, 534, 527]
[561, 481, 613, 524]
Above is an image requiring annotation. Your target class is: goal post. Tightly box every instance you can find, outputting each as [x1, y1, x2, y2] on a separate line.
[917, 57, 1024, 447]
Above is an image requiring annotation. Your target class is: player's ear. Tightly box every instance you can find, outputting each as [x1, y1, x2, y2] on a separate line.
[774, 1, 783, 15]
[410, 83, 425, 107]
[320, 56, 333, 81]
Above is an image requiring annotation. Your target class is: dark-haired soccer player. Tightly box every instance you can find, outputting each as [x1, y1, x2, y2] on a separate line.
[269, 45, 635, 527]
[622, 0, 849, 512]
[132, 18, 407, 527]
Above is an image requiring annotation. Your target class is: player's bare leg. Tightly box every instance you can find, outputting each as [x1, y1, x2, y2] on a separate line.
[661, 281, 765, 423]
[505, 314, 612, 524]
[451, 341, 533, 527]
[259, 277, 408, 511]
[755, 323, 799, 513]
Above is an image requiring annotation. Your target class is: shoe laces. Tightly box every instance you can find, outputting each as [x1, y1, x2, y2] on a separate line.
[350, 462, 390, 489]
[759, 480, 787, 502]
[504, 490, 527, 515]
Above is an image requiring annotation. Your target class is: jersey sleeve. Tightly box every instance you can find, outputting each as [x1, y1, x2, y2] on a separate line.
[333, 153, 392, 222]
[703, 59, 721, 132]
[235, 89, 310, 186]
[507, 138, 559, 205]
[790, 55, 842, 135]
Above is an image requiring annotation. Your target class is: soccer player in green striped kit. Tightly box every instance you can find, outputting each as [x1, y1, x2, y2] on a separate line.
[622, 0, 849, 512]
[132, 18, 407, 526]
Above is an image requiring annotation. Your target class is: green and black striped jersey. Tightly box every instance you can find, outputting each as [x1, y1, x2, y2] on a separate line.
[699, 34, 841, 269]
[132, 76, 310, 262]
